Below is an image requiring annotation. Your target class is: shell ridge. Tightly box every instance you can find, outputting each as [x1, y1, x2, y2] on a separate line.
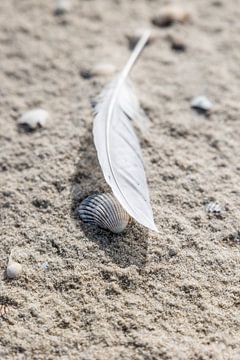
[78, 193, 130, 233]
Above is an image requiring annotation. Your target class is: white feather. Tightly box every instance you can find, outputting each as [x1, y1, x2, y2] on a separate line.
[93, 31, 158, 232]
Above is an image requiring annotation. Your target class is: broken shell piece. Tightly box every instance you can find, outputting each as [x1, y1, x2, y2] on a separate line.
[54, 0, 71, 16]
[18, 109, 49, 130]
[0, 304, 10, 317]
[78, 193, 130, 233]
[152, 6, 190, 27]
[191, 96, 213, 112]
[126, 29, 158, 49]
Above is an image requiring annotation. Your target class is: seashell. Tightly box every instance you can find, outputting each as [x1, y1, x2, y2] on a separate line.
[6, 255, 22, 279]
[152, 6, 190, 27]
[0, 304, 10, 317]
[191, 96, 213, 112]
[205, 201, 223, 215]
[78, 193, 130, 233]
[18, 108, 49, 130]
[126, 29, 158, 49]
[54, 0, 71, 16]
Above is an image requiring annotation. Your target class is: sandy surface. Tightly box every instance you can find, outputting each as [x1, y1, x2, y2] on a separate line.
[0, 0, 240, 359]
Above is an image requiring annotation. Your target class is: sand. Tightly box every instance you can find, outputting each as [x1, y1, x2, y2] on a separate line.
[0, 0, 240, 359]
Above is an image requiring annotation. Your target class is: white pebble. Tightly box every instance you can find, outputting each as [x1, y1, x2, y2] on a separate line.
[91, 63, 116, 77]
[191, 96, 213, 112]
[18, 109, 49, 130]
[6, 262, 22, 279]
[54, 0, 71, 15]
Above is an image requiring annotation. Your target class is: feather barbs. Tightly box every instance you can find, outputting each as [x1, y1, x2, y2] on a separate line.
[93, 31, 158, 232]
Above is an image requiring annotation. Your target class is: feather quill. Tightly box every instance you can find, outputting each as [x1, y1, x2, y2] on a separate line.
[93, 30, 158, 232]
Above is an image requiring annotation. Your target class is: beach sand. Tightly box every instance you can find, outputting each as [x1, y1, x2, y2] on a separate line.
[0, 0, 240, 359]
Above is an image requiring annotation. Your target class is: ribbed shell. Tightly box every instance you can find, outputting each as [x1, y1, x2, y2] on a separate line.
[78, 193, 130, 233]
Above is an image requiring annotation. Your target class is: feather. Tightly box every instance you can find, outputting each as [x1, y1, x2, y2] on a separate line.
[93, 30, 158, 232]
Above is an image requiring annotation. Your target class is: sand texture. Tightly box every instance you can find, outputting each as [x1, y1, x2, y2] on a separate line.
[0, 0, 240, 359]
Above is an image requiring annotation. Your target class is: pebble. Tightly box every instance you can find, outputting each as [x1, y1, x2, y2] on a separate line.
[169, 248, 178, 257]
[167, 34, 186, 51]
[80, 63, 116, 79]
[223, 232, 240, 245]
[152, 6, 190, 27]
[191, 96, 213, 112]
[6, 261, 22, 279]
[80, 68, 92, 79]
[54, 0, 71, 16]
[18, 109, 49, 130]
[126, 29, 158, 49]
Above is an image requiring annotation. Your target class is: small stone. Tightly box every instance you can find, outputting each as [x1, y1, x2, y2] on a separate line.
[212, 1, 223, 7]
[6, 262, 22, 279]
[191, 96, 213, 113]
[167, 34, 186, 52]
[32, 198, 50, 209]
[18, 109, 49, 130]
[152, 6, 190, 27]
[223, 231, 240, 245]
[54, 0, 71, 16]
[40, 262, 49, 270]
[126, 29, 158, 49]
[80, 63, 116, 79]
[80, 68, 92, 79]
[169, 248, 178, 257]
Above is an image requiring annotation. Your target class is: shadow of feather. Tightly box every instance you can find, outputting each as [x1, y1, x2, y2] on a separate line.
[70, 126, 148, 268]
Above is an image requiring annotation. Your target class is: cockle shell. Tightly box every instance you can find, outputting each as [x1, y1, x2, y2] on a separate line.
[78, 193, 130, 233]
